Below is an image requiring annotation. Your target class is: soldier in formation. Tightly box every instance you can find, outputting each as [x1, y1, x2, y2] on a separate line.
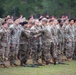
[0, 15, 76, 68]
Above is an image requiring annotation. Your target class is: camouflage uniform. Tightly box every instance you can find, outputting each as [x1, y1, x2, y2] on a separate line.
[30, 26, 42, 64]
[8, 24, 22, 66]
[18, 27, 30, 66]
[65, 24, 75, 59]
[0, 26, 9, 65]
[57, 25, 65, 62]
[73, 25, 76, 59]
[0, 19, 2, 27]
[40, 25, 52, 64]
[50, 25, 58, 64]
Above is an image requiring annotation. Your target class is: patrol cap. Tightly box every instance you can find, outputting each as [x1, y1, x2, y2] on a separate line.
[20, 21, 28, 26]
[42, 18, 48, 23]
[58, 19, 63, 23]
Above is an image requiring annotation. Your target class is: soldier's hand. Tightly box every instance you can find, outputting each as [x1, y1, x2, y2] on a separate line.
[33, 35, 37, 38]
[66, 38, 70, 43]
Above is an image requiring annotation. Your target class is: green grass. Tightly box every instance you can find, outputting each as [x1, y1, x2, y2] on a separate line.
[0, 61, 76, 75]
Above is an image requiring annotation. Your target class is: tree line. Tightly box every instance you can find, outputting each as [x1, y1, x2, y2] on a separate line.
[0, 0, 76, 18]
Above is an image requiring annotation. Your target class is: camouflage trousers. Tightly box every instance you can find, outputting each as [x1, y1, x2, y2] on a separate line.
[31, 44, 38, 64]
[18, 43, 29, 65]
[0, 52, 4, 65]
[42, 43, 51, 64]
[9, 44, 19, 65]
[2, 47, 9, 58]
[65, 41, 75, 58]
[50, 42, 58, 64]
[58, 42, 64, 53]
[50, 42, 58, 58]
[29, 37, 42, 64]
[74, 42, 76, 51]
[57, 42, 65, 62]
[0, 46, 9, 65]
[73, 42, 76, 59]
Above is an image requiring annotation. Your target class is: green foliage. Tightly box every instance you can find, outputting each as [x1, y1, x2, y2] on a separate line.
[0, 0, 76, 18]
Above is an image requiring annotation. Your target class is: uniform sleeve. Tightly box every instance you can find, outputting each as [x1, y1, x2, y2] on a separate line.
[65, 27, 70, 39]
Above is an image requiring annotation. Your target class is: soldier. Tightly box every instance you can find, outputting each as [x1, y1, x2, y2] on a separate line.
[29, 21, 39, 66]
[34, 20, 43, 65]
[50, 19, 58, 64]
[73, 19, 76, 60]
[30, 20, 43, 66]
[57, 19, 65, 63]
[8, 18, 22, 66]
[5, 18, 13, 27]
[65, 18, 75, 61]
[49, 19, 54, 26]
[39, 18, 52, 65]
[63, 19, 69, 30]
[19, 20, 41, 67]
[18, 21, 30, 66]
[0, 22, 9, 67]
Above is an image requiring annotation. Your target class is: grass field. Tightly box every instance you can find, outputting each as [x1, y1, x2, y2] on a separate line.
[0, 61, 76, 75]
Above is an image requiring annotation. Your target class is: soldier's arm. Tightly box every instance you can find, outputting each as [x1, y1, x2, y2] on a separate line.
[0, 29, 4, 34]
[38, 28, 46, 33]
[0, 29, 4, 40]
[65, 27, 70, 42]
[33, 33, 42, 38]
[21, 30, 30, 39]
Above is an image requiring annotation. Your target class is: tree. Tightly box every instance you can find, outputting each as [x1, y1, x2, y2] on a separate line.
[0, 0, 76, 18]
